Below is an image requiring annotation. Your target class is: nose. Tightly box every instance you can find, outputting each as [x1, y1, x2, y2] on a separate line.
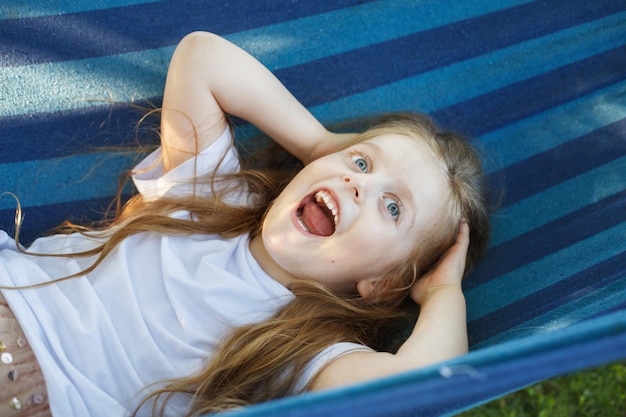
[343, 173, 368, 202]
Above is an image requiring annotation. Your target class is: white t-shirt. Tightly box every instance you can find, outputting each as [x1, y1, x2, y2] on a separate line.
[0, 128, 370, 417]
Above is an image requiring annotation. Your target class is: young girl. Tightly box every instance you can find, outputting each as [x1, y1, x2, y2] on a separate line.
[0, 32, 489, 417]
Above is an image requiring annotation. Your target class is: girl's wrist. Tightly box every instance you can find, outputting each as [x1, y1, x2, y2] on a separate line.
[308, 131, 358, 163]
[414, 283, 464, 306]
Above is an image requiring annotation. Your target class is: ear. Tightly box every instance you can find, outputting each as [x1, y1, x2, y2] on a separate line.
[356, 278, 380, 298]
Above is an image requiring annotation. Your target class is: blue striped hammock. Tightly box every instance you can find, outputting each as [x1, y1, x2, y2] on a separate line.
[1, 1, 625, 415]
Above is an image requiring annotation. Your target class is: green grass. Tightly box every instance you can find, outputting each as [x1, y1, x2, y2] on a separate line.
[457, 362, 626, 417]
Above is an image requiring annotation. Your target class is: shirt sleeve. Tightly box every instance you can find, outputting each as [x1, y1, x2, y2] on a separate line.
[132, 127, 240, 201]
[294, 342, 375, 393]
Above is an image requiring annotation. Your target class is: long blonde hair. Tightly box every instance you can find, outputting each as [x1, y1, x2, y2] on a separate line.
[13, 112, 490, 416]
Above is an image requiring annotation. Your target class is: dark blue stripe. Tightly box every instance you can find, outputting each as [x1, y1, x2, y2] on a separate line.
[275, 0, 626, 110]
[432, 45, 626, 136]
[0, 0, 374, 67]
[592, 302, 626, 319]
[465, 188, 626, 289]
[467, 251, 626, 345]
[0, 101, 161, 163]
[0, 195, 131, 245]
[492, 117, 626, 208]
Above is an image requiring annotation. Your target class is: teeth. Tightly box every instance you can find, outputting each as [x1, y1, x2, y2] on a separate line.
[296, 215, 310, 233]
[315, 190, 339, 226]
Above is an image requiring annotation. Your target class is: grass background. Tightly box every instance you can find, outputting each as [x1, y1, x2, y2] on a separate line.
[457, 361, 626, 417]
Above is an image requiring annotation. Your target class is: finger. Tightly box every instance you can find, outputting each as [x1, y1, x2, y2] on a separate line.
[456, 221, 470, 246]
[438, 222, 471, 277]
[442, 222, 470, 260]
[454, 222, 470, 262]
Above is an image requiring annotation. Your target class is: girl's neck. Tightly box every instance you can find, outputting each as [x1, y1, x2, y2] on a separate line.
[249, 234, 294, 288]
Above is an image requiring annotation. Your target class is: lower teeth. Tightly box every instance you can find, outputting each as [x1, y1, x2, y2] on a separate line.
[296, 214, 310, 233]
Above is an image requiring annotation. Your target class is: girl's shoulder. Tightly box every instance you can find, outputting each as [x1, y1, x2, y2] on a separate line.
[296, 342, 374, 393]
[132, 127, 239, 201]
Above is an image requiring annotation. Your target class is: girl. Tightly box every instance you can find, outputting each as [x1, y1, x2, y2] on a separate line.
[0, 32, 489, 417]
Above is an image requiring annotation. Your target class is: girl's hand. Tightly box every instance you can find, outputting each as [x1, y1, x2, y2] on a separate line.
[410, 222, 470, 305]
[311, 222, 471, 391]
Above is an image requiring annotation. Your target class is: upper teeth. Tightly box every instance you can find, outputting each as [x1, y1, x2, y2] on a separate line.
[315, 190, 339, 226]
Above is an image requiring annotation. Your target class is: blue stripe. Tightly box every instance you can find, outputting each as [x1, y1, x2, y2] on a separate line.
[593, 301, 626, 319]
[307, 11, 626, 127]
[275, 0, 626, 110]
[468, 188, 626, 289]
[431, 44, 626, 136]
[230, 0, 535, 70]
[465, 222, 626, 321]
[0, 0, 543, 119]
[0, 195, 131, 245]
[8, 1, 622, 121]
[0, 49, 172, 118]
[0, 102, 158, 163]
[489, 156, 626, 248]
[479, 81, 626, 174]
[468, 251, 626, 345]
[494, 117, 626, 208]
[0, 0, 159, 19]
[3, 11, 626, 161]
[477, 279, 626, 348]
[0, 0, 378, 67]
[0, 152, 138, 210]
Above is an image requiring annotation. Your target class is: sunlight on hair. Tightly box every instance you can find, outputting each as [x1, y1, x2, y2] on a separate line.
[0, 191, 24, 231]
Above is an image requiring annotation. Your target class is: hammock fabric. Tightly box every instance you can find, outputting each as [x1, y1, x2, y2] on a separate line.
[1, 1, 625, 416]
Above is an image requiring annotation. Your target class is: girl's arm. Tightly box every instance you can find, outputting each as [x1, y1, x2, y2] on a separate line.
[160, 31, 354, 173]
[310, 223, 470, 390]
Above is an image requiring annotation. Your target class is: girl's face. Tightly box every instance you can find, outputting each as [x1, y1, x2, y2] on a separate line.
[250, 133, 450, 297]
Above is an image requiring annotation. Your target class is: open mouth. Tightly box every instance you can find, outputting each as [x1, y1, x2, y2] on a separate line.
[296, 190, 339, 236]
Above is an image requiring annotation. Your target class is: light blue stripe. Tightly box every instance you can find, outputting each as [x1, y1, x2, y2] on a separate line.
[0, 48, 173, 117]
[490, 156, 626, 247]
[0, 0, 160, 19]
[476, 277, 626, 348]
[478, 80, 626, 174]
[309, 11, 626, 125]
[229, 0, 532, 70]
[0, 153, 137, 210]
[466, 222, 626, 322]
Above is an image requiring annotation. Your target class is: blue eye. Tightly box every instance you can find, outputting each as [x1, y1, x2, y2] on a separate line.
[351, 155, 368, 172]
[384, 197, 401, 219]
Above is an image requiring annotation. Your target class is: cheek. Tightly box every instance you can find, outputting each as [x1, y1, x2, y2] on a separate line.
[345, 226, 414, 271]
[332, 234, 397, 272]
[260, 204, 293, 255]
[261, 209, 291, 250]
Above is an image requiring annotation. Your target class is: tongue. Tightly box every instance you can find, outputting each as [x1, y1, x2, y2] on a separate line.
[301, 200, 334, 236]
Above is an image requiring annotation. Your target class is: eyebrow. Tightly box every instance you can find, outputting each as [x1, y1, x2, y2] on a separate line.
[362, 142, 417, 229]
